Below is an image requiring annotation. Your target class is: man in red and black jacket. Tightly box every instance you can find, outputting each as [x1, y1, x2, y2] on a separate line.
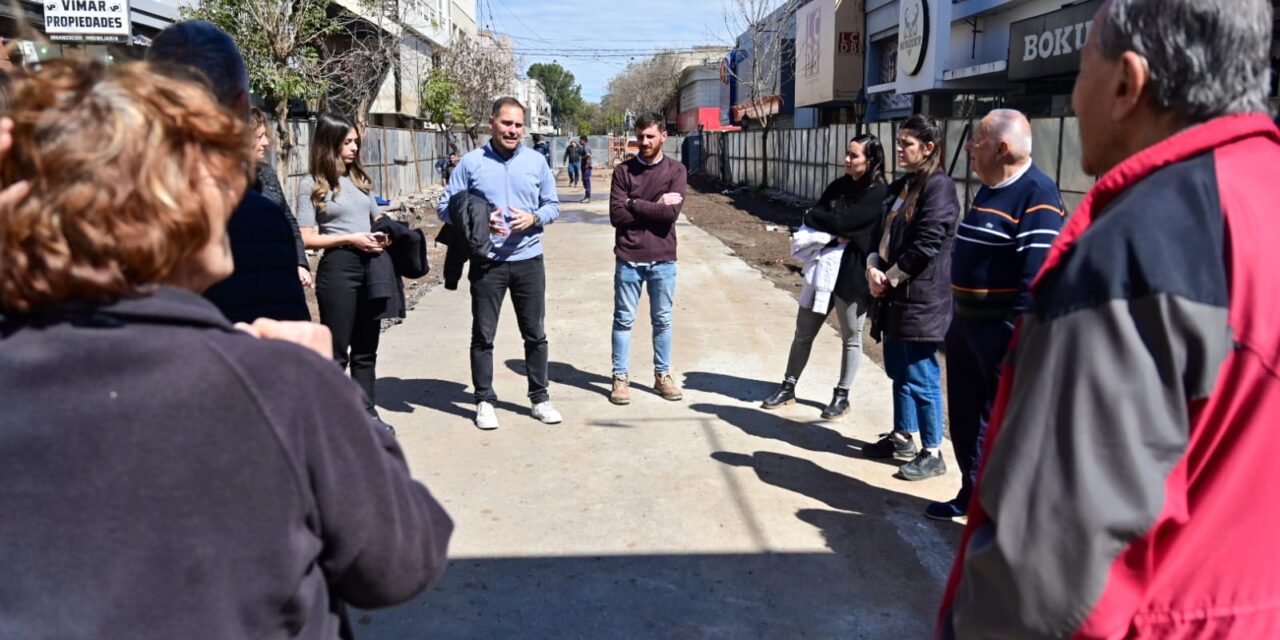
[940, 0, 1280, 637]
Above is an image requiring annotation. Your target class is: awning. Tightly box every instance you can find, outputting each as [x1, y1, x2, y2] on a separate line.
[942, 60, 1008, 81]
[731, 95, 782, 122]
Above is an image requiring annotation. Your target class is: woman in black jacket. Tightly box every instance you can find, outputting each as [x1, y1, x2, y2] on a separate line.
[250, 107, 311, 288]
[862, 115, 960, 481]
[0, 58, 450, 637]
[762, 134, 889, 418]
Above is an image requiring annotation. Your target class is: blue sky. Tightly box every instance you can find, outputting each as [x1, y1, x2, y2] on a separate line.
[480, 0, 735, 102]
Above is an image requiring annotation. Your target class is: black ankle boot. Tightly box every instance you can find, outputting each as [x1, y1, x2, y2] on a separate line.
[761, 380, 797, 409]
[821, 387, 850, 419]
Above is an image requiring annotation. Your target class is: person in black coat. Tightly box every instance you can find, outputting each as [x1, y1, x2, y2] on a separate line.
[761, 134, 889, 418]
[0, 57, 450, 640]
[146, 21, 309, 325]
[862, 115, 961, 481]
[250, 106, 311, 288]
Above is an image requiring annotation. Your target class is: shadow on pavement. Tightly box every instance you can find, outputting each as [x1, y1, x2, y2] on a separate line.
[690, 402, 899, 467]
[710, 449, 963, 602]
[376, 377, 527, 420]
[505, 359, 656, 400]
[358, 450, 959, 639]
[683, 371, 825, 411]
[358, 551, 937, 639]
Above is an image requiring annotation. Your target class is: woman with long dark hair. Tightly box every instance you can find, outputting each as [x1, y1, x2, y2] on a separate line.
[862, 115, 960, 481]
[297, 112, 389, 417]
[762, 133, 889, 418]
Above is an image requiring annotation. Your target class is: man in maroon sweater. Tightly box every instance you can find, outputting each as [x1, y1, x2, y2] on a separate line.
[607, 114, 688, 404]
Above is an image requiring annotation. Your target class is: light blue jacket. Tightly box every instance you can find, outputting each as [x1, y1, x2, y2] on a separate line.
[437, 141, 559, 262]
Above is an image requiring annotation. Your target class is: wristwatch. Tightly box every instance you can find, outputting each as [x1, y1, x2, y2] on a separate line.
[626, 197, 635, 211]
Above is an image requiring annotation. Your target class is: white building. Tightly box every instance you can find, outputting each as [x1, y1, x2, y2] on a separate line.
[512, 76, 554, 135]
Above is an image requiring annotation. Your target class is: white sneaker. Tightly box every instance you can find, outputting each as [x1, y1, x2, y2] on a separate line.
[474, 401, 499, 430]
[531, 401, 563, 424]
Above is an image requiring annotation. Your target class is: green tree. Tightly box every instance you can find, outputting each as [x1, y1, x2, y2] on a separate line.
[420, 67, 467, 129]
[182, 0, 336, 176]
[526, 62, 584, 131]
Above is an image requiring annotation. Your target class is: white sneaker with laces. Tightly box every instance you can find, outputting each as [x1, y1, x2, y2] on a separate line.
[474, 401, 499, 430]
[531, 401, 563, 424]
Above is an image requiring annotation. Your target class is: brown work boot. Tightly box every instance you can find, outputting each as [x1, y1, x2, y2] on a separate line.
[654, 371, 683, 401]
[610, 373, 631, 405]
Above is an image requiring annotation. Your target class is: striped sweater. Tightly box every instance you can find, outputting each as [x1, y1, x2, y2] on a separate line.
[950, 163, 1065, 319]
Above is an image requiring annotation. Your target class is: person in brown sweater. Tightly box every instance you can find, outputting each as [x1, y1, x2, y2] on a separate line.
[607, 113, 688, 404]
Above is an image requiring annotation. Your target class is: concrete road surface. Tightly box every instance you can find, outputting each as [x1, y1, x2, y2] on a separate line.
[357, 187, 963, 639]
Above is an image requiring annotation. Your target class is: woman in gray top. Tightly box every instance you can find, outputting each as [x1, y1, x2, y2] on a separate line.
[297, 113, 388, 417]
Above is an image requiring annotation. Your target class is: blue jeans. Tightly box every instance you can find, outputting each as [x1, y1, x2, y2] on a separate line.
[612, 260, 676, 376]
[566, 162, 579, 184]
[882, 339, 944, 449]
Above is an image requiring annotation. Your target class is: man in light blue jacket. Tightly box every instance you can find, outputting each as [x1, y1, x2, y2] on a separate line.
[439, 97, 561, 430]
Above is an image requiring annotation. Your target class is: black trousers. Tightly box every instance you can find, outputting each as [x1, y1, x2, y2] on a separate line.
[316, 247, 381, 414]
[469, 255, 549, 404]
[944, 317, 1014, 508]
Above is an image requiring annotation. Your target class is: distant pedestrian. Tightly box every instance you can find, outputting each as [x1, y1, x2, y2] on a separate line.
[249, 106, 312, 289]
[607, 114, 687, 405]
[533, 133, 552, 167]
[441, 151, 459, 187]
[439, 97, 562, 430]
[761, 134, 888, 418]
[0, 57, 452, 638]
[923, 109, 1064, 522]
[564, 139, 582, 186]
[146, 20, 309, 324]
[862, 114, 959, 481]
[940, 1, 1280, 637]
[579, 134, 593, 202]
[296, 113, 391, 419]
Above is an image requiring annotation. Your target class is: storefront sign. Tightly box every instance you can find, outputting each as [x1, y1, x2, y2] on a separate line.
[43, 0, 131, 43]
[897, 0, 929, 76]
[1008, 0, 1101, 81]
[795, 0, 865, 107]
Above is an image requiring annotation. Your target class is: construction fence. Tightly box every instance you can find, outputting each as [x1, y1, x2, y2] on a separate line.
[272, 124, 688, 211]
[273, 122, 489, 211]
[699, 117, 1096, 213]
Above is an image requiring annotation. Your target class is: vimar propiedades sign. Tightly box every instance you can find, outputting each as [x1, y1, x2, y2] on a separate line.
[43, 0, 132, 44]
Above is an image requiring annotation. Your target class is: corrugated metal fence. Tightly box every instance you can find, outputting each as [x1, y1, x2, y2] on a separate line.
[274, 124, 691, 210]
[276, 122, 490, 211]
[700, 117, 1096, 213]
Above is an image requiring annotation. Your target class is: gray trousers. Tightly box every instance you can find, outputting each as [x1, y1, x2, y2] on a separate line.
[783, 295, 866, 390]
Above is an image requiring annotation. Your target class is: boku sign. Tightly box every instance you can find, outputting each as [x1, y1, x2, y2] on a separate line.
[43, 0, 132, 43]
[897, 0, 929, 77]
[1008, 0, 1101, 81]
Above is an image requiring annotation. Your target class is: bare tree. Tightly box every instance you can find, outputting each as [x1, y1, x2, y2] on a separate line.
[722, 0, 800, 187]
[438, 31, 518, 144]
[603, 51, 683, 120]
[320, 0, 435, 130]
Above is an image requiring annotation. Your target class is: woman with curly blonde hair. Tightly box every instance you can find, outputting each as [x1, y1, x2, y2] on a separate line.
[0, 58, 451, 637]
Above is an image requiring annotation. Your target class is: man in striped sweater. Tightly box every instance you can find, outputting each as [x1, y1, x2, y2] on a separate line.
[925, 109, 1065, 521]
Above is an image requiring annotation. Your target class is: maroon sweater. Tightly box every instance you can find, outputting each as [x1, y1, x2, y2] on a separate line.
[609, 155, 687, 262]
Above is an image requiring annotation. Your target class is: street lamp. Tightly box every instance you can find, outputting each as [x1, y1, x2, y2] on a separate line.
[852, 89, 869, 135]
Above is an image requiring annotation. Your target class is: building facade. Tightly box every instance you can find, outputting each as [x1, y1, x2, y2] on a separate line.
[513, 76, 554, 135]
[864, 0, 1280, 122]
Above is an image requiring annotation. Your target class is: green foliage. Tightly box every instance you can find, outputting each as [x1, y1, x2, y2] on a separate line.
[421, 67, 467, 126]
[180, 0, 337, 108]
[526, 62, 584, 129]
